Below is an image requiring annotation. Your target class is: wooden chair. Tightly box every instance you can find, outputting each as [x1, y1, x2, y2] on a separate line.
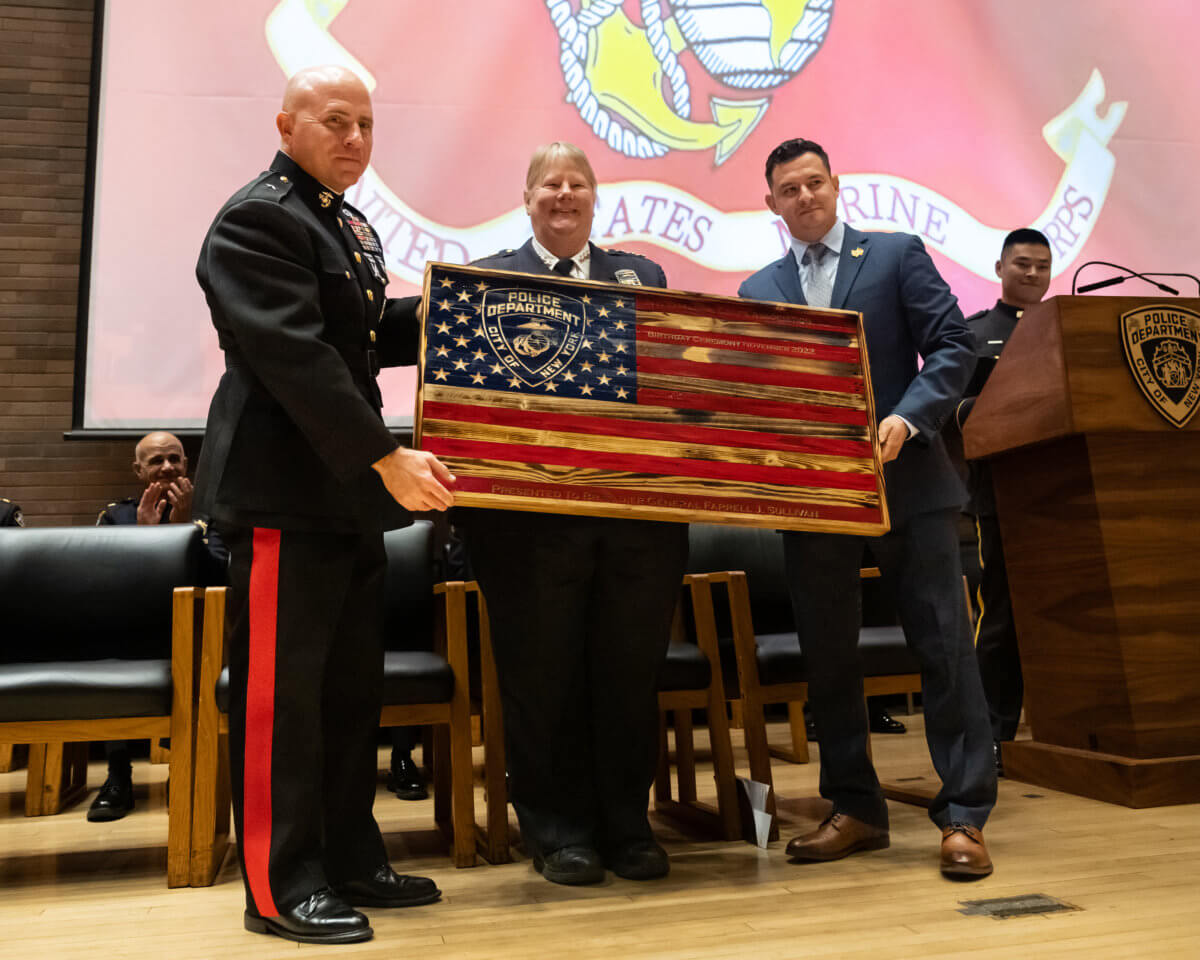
[0, 525, 205, 888]
[187, 523, 503, 887]
[654, 574, 743, 841]
[460, 570, 746, 854]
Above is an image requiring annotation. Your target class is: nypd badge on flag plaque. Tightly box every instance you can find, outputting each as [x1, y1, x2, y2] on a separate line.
[415, 263, 889, 534]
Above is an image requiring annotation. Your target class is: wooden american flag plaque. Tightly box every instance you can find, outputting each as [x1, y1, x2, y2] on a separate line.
[414, 262, 889, 534]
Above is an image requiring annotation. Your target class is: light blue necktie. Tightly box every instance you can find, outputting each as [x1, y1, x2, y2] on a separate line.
[802, 242, 832, 309]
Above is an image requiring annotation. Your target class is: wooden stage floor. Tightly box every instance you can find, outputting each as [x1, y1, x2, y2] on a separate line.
[2, 716, 1197, 959]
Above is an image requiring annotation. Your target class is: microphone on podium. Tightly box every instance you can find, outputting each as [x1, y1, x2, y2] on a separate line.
[1072, 260, 1185, 295]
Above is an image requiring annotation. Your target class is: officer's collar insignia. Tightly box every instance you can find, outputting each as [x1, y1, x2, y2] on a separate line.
[1120, 304, 1200, 428]
[318, 190, 335, 208]
[851, 247, 865, 258]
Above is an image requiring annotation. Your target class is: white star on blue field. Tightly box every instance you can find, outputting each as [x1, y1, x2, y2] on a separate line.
[423, 267, 638, 402]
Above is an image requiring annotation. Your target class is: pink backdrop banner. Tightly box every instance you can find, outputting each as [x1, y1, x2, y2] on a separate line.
[82, 0, 1200, 428]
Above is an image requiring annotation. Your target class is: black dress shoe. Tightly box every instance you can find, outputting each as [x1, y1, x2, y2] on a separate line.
[993, 740, 1006, 778]
[387, 756, 428, 801]
[87, 776, 134, 822]
[334, 864, 441, 907]
[869, 706, 907, 734]
[244, 888, 371, 944]
[532, 845, 605, 885]
[607, 840, 670, 881]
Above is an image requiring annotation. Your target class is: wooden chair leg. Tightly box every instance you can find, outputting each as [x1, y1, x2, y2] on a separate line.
[432, 724, 452, 836]
[447, 714, 476, 868]
[688, 575, 742, 841]
[729, 699, 745, 729]
[0, 743, 24, 773]
[166, 586, 199, 888]
[724, 572, 779, 841]
[674, 709, 697, 803]
[864, 696, 875, 763]
[190, 587, 230, 887]
[765, 699, 810, 765]
[24, 743, 48, 817]
[150, 740, 170, 765]
[27, 742, 88, 816]
[474, 590, 511, 864]
[655, 713, 673, 803]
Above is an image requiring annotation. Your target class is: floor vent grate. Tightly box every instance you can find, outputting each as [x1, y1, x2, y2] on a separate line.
[959, 894, 1080, 919]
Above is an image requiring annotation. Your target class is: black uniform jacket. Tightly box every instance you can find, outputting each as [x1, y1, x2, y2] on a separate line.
[194, 152, 418, 533]
[951, 300, 1022, 515]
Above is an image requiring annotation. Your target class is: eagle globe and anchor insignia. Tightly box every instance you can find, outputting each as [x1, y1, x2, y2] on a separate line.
[1120, 304, 1200, 428]
[482, 287, 589, 386]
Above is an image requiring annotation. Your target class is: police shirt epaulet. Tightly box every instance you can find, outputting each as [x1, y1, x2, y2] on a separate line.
[248, 172, 294, 203]
[964, 309, 989, 324]
[606, 249, 651, 261]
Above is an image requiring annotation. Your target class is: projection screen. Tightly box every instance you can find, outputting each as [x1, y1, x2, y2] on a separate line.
[76, 0, 1200, 430]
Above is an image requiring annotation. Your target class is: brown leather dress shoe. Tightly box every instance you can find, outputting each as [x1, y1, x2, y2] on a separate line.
[940, 824, 993, 878]
[785, 812, 889, 862]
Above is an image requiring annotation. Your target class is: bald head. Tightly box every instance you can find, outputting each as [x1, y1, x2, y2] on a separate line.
[281, 65, 369, 113]
[133, 432, 186, 486]
[276, 65, 374, 192]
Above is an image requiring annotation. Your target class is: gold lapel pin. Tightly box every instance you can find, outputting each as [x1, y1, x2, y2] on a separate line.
[851, 247, 865, 258]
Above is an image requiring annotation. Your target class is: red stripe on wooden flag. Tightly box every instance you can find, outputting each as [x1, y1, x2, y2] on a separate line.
[421, 401, 873, 458]
[637, 325, 862, 364]
[637, 387, 870, 425]
[423, 436, 879, 490]
[451, 475, 882, 525]
[637, 354, 863, 394]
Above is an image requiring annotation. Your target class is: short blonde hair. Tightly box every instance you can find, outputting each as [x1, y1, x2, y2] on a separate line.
[524, 142, 597, 193]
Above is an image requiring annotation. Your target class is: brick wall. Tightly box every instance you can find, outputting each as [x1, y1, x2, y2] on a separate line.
[0, 1, 137, 527]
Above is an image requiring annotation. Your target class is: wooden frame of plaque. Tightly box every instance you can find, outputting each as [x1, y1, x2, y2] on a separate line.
[414, 262, 889, 535]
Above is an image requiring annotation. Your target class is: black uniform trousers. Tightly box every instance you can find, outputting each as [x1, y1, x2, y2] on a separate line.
[973, 512, 1022, 741]
[781, 508, 997, 830]
[223, 525, 388, 917]
[464, 510, 689, 857]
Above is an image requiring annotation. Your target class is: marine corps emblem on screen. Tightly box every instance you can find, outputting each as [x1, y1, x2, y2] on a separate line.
[1119, 305, 1200, 428]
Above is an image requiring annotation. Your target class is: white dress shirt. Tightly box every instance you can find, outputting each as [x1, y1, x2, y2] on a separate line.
[531, 236, 591, 280]
[788, 219, 844, 304]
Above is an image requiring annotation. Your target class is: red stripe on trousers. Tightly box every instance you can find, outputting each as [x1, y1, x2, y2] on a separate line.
[245, 527, 281, 917]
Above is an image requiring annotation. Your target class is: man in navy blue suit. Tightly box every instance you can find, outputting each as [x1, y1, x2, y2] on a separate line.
[738, 139, 997, 878]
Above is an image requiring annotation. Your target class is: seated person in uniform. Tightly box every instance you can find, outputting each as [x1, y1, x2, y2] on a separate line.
[92, 431, 226, 821]
[0, 497, 23, 527]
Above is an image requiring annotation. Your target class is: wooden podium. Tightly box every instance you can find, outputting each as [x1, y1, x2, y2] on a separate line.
[964, 296, 1200, 807]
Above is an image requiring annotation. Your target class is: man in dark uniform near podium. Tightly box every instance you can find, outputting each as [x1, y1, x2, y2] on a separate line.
[194, 65, 454, 945]
[461, 143, 690, 886]
[953, 228, 1053, 773]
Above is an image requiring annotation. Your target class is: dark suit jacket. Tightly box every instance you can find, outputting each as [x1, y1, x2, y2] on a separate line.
[738, 225, 976, 524]
[194, 152, 418, 532]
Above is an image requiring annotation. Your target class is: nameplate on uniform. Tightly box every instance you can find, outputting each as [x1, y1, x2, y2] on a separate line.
[415, 262, 889, 534]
